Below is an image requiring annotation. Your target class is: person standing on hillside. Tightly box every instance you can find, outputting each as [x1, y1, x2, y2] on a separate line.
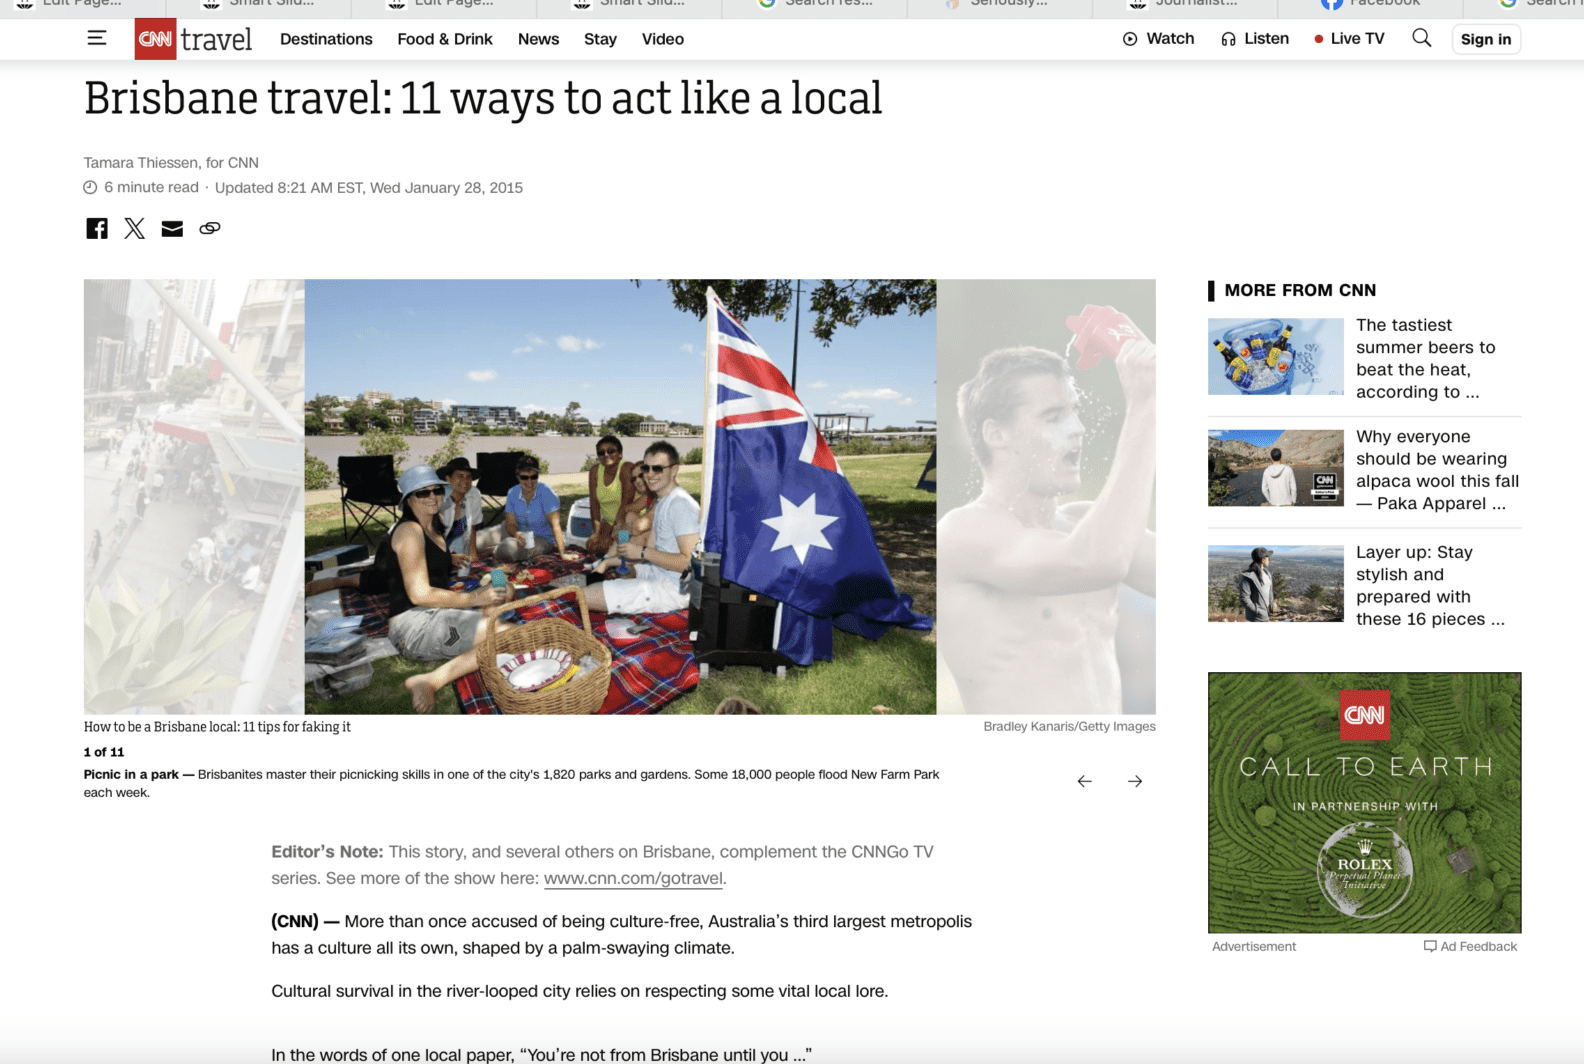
[1261, 447, 1297, 506]
[1240, 548, 1274, 621]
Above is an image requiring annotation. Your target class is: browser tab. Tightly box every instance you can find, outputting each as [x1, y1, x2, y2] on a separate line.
[1463, 0, 1582, 16]
[166, 0, 355, 17]
[723, 0, 909, 18]
[349, 0, 522, 17]
[907, 0, 1089, 19]
[1094, 0, 1281, 17]
[560, 0, 722, 17]
[1277, 0, 1465, 18]
[5, 0, 171, 19]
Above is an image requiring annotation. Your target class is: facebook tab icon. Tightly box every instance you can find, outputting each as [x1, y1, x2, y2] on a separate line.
[86, 217, 108, 239]
[1322, 0, 1344, 9]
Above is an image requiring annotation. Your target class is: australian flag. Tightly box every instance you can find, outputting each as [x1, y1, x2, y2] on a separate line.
[701, 288, 932, 665]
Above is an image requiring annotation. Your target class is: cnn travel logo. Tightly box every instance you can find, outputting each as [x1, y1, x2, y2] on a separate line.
[135, 19, 177, 61]
[1340, 690, 1390, 742]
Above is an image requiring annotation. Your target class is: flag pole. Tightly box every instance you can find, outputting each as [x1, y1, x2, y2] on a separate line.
[699, 287, 720, 549]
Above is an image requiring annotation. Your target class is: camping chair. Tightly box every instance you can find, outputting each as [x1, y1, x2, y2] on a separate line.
[337, 455, 402, 548]
[475, 451, 521, 529]
[916, 447, 937, 493]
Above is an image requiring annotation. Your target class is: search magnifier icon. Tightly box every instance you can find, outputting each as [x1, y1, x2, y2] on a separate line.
[1413, 27, 1432, 46]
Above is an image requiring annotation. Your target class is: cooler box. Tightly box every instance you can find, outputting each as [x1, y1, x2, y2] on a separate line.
[305, 543, 369, 577]
[566, 497, 594, 548]
[688, 553, 795, 677]
[312, 662, 374, 700]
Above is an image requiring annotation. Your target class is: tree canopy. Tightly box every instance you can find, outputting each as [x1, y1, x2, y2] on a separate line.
[606, 412, 644, 437]
[651, 279, 936, 344]
[163, 364, 211, 406]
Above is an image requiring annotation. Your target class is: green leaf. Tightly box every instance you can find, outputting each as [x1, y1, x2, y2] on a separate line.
[133, 671, 215, 708]
[84, 625, 105, 671]
[152, 617, 186, 666]
[125, 613, 161, 670]
[107, 601, 135, 633]
[86, 688, 132, 713]
[190, 610, 256, 663]
[86, 587, 115, 651]
[148, 649, 213, 689]
[97, 642, 137, 693]
[185, 598, 214, 648]
[192, 675, 243, 695]
[115, 572, 144, 617]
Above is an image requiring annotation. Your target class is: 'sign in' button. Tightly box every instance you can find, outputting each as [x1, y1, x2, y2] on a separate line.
[1452, 25, 1520, 55]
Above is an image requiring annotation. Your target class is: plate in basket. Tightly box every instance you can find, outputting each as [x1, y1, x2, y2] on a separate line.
[497, 647, 573, 691]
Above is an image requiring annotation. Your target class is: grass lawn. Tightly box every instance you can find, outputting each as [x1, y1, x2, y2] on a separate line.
[305, 453, 936, 715]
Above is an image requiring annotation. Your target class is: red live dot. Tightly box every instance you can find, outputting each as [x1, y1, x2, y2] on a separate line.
[1315, 34, 1324, 43]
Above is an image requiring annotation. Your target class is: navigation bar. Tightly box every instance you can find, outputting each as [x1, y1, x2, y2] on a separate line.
[9, 0, 1584, 17]
[13, 18, 1584, 53]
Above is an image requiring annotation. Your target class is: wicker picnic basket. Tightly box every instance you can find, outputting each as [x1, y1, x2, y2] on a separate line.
[477, 585, 612, 715]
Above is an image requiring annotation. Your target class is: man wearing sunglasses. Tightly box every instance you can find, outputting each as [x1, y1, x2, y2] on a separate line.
[495, 455, 577, 563]
[586, 441, 699, 616]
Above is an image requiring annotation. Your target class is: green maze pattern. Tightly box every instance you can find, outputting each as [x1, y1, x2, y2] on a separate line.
[1208, 673, 1522, 934]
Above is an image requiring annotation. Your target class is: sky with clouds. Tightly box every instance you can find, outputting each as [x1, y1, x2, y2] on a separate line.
[306, 280, 936, 428]
[1207, 428, 1286, 447]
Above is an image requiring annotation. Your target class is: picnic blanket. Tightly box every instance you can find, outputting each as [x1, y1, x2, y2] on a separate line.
[335, 552, 590, 640]
[332, 551, 697, 714]
[455, 603, 696, 715]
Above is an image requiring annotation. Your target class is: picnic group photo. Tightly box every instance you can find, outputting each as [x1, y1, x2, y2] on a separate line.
[302, 279, 938, 715]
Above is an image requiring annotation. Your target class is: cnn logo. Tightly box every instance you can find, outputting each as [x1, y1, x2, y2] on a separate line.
[134, 19, 177, 60]
[1340, 689, 1390, 741]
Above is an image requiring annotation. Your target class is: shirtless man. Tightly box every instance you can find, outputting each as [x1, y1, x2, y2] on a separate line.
[938, 341, 1156, 714]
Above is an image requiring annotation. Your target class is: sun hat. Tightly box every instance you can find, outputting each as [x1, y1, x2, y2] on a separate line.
[397, 464, 446, 501]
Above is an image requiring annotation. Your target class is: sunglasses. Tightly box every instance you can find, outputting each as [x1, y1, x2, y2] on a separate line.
[639, 463, 672, 474]
[598, 448, 620, 457]
[409, 486, 446, 500]
[517, 473, 539, 481]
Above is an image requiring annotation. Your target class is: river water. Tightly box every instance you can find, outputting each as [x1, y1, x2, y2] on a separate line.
[306, 435, 702, 479]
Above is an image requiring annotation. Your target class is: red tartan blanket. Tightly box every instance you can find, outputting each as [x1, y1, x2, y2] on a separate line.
[455, 603, 696, 715]
[330, 551, 695, 713]
[335, 552, 590, 639]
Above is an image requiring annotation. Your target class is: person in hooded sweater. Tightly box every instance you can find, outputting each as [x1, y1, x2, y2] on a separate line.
[1261, 447, 1297, 507]
[1240, 547, 1275, 622]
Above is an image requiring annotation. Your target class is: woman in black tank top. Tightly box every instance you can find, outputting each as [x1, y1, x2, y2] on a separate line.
[383, 466, 516, 709]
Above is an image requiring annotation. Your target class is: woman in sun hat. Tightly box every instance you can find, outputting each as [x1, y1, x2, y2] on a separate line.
[386, 464, 514, 670]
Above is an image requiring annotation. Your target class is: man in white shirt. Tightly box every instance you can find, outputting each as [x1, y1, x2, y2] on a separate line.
[587, 441, 700, 615]
[1261, 447, 1297, 507]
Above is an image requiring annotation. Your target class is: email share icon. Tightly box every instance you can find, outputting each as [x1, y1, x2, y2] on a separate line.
[161, 220, 183, 238]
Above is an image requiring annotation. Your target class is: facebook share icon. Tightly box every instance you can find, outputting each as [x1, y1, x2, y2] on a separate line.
[1322, 0, 1344, 9]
